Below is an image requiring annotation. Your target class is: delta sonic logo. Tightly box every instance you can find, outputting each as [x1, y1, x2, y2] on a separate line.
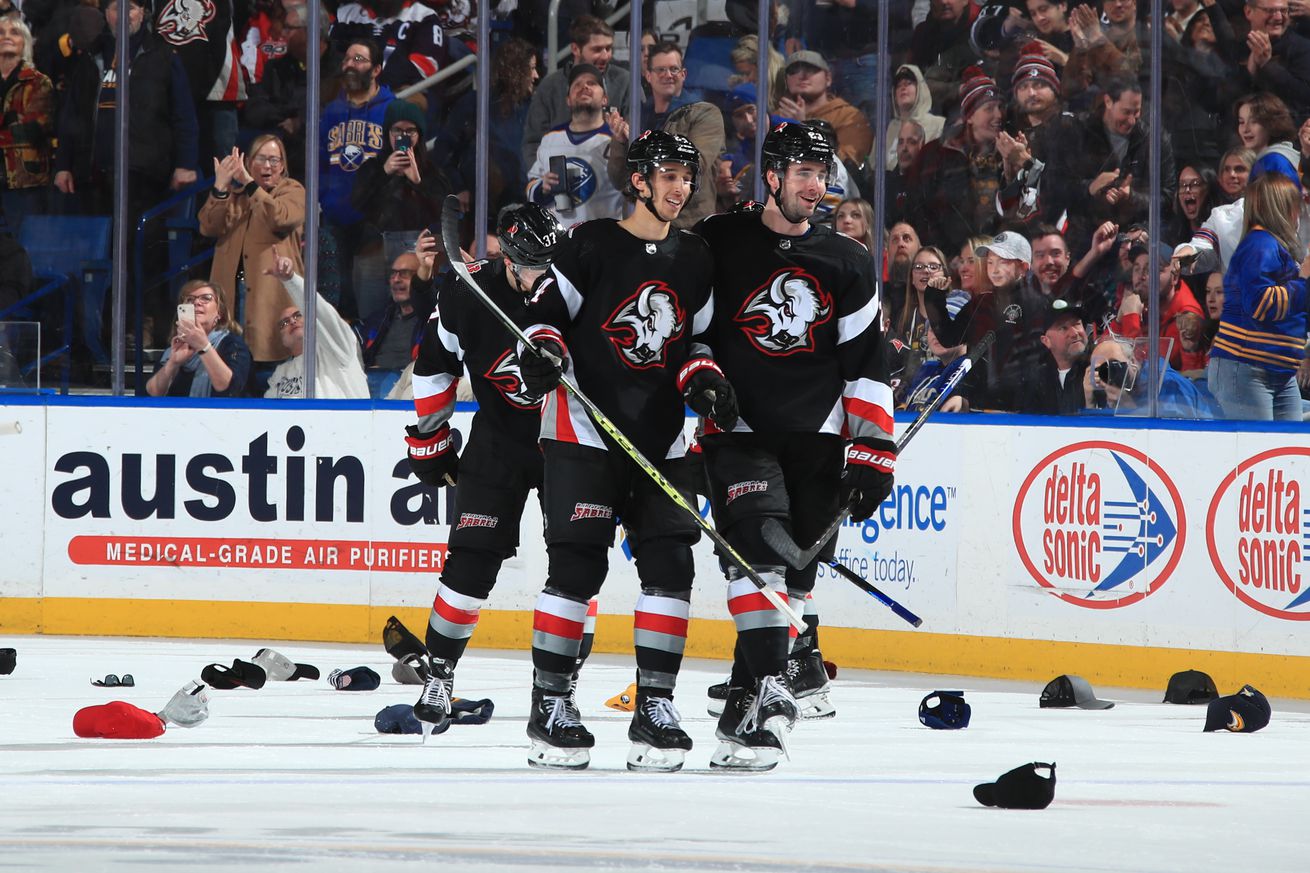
[1206, 447, 1310, 620]
[1013, 441, 1185, 609]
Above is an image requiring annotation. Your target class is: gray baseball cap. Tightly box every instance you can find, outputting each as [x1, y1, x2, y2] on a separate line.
[1039, 674, 1115, 710]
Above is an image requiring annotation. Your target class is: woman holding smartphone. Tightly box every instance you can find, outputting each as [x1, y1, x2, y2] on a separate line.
[146, 280, 252, 398]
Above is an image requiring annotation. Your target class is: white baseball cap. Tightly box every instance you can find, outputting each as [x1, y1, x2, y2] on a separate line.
[977, 231, 1032, 265]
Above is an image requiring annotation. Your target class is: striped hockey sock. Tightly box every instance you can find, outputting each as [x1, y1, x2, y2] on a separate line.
[425, 584, 485, 664]
[532, 590, 590, 692]
[727, 570, 790, 679]
[633, 592, 690, 696]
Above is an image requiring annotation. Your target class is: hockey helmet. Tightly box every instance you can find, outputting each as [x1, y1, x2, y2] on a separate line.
[496, 203, 566, 268]
[626, 129, 702, 194]
[760, 121, 834, 179]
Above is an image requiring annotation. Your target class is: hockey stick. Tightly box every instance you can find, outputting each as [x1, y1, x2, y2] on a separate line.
[760, 331, 996, 625]
[440, 196, 805, 632]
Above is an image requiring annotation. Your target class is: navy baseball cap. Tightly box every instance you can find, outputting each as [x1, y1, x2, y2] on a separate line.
[974, 762, 1057, 809]
[919, 690, 971, 729]
[1203, 685, 1271, 733]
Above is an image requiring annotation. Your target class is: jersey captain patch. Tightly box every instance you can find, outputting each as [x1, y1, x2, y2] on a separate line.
[602, 282, 686, 370]
[734, 268, 832, 356]
[484, 349, 541, 409]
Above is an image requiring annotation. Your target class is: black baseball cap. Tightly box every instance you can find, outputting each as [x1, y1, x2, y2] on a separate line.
[974, 762, 1057, 809]
[1164, 669, 1219, 705]
[1203, 685, 1271, 733]
[1043, 298, 1085, 331]
[568, 63, 606, 90]
[1039, 674, 1115, 710]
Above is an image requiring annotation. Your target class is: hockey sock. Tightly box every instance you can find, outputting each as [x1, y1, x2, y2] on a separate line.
[789, 593, 819, 656]
[532, 589, 591, 692]
[726, 570, 790, 679]
[425, 583, 486, 664]
[729, 640, 753, 688]
[573, 597, 598, 675]
[633, 590, 690, 698]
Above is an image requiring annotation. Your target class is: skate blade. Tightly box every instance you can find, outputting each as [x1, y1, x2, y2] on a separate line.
[764, 715, 793, 761]
[527, 740, 590, 770]
[709, 740, 779, 771]
[414, 708, 451, 744]
[706, 699, 725, 717]
[799, 693, 836, 720]
[626, 742, 686, 773]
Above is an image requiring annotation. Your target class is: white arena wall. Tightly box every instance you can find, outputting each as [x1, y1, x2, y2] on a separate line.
[2, 397, 1307, 697]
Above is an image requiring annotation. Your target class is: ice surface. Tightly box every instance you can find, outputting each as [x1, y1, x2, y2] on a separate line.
[1, 635, 1307, 872]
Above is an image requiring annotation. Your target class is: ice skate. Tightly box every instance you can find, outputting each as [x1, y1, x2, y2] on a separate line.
[706, 678, 730, 716]
[709, 678, 796, 772]
[627, 695, 693, 772]
[413, 657, 454, 741]
[786, 651, 836, 719]
[526, 686, 594, 770]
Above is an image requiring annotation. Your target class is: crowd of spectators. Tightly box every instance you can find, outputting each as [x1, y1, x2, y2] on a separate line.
[0, 0, 1307, 417]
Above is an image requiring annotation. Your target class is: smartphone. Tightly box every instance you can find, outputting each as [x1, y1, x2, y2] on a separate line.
[549, 155, 572, 213]
[177, 303, 195, 323]
[395, 139, 410, 153]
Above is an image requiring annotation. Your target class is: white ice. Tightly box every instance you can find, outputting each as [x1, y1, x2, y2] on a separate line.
[1, 635, 1306, 872]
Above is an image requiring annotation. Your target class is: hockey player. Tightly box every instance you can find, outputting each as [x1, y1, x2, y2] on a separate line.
[404, 203, 569, 739]
[694, 122, 896, 770]
[515, 129, 739, 771]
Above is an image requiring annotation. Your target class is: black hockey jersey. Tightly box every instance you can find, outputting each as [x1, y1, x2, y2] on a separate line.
[694, 211, 893, 441]
[413, 259, 542, 457]
[331, 2, 468, 91]
[524, 219, 716, 461]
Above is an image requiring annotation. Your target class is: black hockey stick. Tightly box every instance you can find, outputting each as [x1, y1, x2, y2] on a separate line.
[440, 196, 805, 632]
[760, 331, 996, 624]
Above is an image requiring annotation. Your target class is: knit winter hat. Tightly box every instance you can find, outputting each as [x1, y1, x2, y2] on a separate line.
[1012, 42, 1060, 92]
[959, 66, 1002, 118]
[384, 98, 428, 140]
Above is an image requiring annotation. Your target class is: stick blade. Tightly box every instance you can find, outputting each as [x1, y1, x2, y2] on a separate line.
[440, 194, 464, 274]
[761, 518, 809, 570]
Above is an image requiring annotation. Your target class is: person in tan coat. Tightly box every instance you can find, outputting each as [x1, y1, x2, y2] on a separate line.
[198, 134, 304, 363]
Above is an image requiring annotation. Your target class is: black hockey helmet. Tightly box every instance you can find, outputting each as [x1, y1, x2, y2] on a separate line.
[626, 129, 702, 194]
[496, 203, 565, 268]
[760, 121, 835, 179]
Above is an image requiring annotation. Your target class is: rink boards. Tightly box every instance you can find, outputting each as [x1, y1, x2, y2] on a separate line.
[1, 399, 1308, 697]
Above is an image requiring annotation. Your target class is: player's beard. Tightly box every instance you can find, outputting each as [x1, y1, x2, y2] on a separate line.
[776, 183, 818, 225]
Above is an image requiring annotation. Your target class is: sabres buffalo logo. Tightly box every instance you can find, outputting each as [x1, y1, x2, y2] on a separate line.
[735, 268, 832, 355]
[603, 282, 685, 369]
[484, 350, 540, 409]
[155, 0, 217, 45]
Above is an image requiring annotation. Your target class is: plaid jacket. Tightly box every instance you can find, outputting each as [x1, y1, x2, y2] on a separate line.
[0, 63, 54, 191]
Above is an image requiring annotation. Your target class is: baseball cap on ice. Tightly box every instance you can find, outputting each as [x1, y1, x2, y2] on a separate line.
[375, 703, 423, 734]
[252, 648, 320, 682]
[918, 690, 971, 730]
[1203, 685, 1271, 733]
[1164, 669, 1219, 705]
[1039, 675, 1114, 710]
[0, 647, 15, 675]
[973, 762, 1056, 809]
[201, 659, 268, 690]
[976, 230, 1031, 264]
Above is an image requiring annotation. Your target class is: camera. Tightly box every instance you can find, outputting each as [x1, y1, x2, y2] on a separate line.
[1096, 359, 1131, 388]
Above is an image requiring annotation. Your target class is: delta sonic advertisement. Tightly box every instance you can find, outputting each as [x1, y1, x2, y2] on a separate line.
[1207, 446, 1310, 622]
[40, 406, 475, 608]
[1012, 440, 1186, 610]
[818, 445, 965, 627]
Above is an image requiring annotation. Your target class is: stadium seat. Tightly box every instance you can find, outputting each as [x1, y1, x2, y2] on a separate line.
[14, 216, 114, 370]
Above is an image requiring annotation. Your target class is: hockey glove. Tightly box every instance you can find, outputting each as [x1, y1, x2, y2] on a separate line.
[520, 338, 566, 396]
[406, 424, 458, 487]
[843, 437, 896, 523]
[683, 366, 739, 431]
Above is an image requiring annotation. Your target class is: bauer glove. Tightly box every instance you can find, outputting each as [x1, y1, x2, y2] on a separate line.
[682, 365, 739, 431]
[520, 338, 566, 396]
[843, 437, 895, 523]
[406, 424, 458, 487]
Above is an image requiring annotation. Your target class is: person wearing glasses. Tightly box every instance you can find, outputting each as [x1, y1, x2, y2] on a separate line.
[636, 42, 701, 131]
[198, 133, 303, 366]
[262, 254, 369, 399]
[146, 280, 252, 398]
[1243, 0, 1310, 118]
[889, 245, 956, 403]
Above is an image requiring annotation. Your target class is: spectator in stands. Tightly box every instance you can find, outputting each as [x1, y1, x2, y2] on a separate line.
[430, 36, 539, 214]
[1057, 77, 1175, 255]
[1234, 92, 1297, 155]
[350, 97, 450, 317]
[889, 244, 953, 398]
[1020, 298, 1090, 414]
[146, 280, 252, 398]
[1166, 164, 1220, 245]
[198, 134, 303, 366]
[243, 2, 337, 181]
[1216, 147, 1256, 203]
[777, 50, 873, 173]
[319, 37, 394, 320]
[1064, 0, 1144, 100]
[1027, 225, 1075, 297]
[789, 0, 909, 127]
[1162, 0, 1240, 169]
[1007, 43, 1080, 225]
[641, 41, 700, 131]
[882, 65, 944, 171]
[239, 0, 291, 86]
[900, 320, 970, 412]
[526, 63, 622, 224]
[263, 253, 370, 399]
[1083, 333, 1220, 416]
[1197, 268, 1225, 356]
[886, 119, 925, 225]
[722, 83, 775, 182]
[727, 33, 787, 112]
[0, 15, 53, 223]
[1208, 171, 1308, 420]
[713, 154, 742, 213]
[154, 0, 245, 161]
[907, 66, 1006, 255]
[834, 198, 876, 252]
[521, 15, 628, 168]
[1243, 0, 1310, 117]
[910, 0, 981, 112]
[956, 235, 994, 296]
[887, 221, 921, 290]
[1112, 241, 1207, 371]
[1024, 0, 1073, 66]
[333, 0, 469, 93]
[359, 247, 435, 398]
